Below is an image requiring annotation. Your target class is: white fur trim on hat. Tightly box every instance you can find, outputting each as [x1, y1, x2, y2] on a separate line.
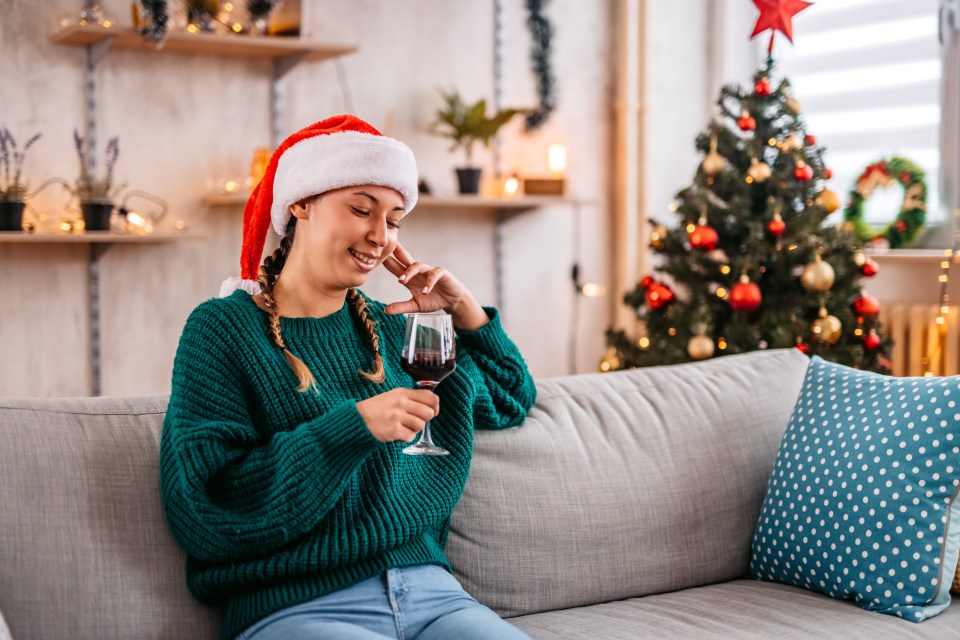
[219, 276, 262, 298]
[270, 130, 419, 235]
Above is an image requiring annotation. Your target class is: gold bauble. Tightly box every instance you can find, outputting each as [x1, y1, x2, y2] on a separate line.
[786, 95, 802, 114]
[781, 133, 802, 151]
[853, 250, 867, 267]
[649, 224, 667, 250]
[811, 311, 842, 345]
[800, 255, 835, 292]
[687, 335, 715, 361]
[747, 157, 771, 183]
[816, 189, 840, 213]
[701, 150, 727, 176]
[599, 347, 622, 372]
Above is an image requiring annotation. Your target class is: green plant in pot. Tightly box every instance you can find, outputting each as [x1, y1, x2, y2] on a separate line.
[73, 130, 124, 232]
[0, 128, 41, 232]
[431, 89, 521, 195]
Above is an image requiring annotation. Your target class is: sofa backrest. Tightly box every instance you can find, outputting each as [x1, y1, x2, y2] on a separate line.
[0, 395, 220, 640]
[446, 348, 810, 617]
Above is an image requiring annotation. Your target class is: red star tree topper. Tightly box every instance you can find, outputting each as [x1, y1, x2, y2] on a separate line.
[751, 0, 813, 52]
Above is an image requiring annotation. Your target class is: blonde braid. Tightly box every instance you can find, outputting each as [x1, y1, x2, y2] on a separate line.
[256, 220, 318, 393]
[347, 288, 385, 384]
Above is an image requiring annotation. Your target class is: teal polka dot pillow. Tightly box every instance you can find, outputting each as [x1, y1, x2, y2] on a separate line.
[750, 356, 960, 621]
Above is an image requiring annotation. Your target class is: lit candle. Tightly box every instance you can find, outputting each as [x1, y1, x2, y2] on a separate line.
[547, 143, 567, 177]
[503, 175, 520, 198]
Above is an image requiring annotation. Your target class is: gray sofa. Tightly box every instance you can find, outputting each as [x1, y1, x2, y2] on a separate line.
[1, 348, 958, 639]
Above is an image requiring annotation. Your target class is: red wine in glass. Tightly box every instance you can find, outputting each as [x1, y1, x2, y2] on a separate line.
[400, 349, 457, 386]
[400, 313, 456, 456]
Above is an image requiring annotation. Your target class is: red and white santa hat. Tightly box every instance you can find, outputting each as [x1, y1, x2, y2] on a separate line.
[219, 114, 419, 297]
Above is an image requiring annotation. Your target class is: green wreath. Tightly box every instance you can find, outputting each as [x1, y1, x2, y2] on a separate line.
[842, 156, 927, 249]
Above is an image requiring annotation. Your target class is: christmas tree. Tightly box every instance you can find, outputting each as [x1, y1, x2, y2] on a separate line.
[605, 43, 892, 373]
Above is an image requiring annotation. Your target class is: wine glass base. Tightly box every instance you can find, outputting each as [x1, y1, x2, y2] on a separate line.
[402, 442, 450, 456]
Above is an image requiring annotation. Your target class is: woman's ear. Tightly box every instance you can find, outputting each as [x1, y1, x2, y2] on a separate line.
[289, 199, 310, 220]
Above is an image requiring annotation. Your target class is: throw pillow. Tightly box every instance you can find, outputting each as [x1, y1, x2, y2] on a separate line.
[751, 355, 960, 621]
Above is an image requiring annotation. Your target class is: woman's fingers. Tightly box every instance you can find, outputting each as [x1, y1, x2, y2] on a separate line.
[392, 243, 417, 266]
[399, 262, 429, 285]
[383, 299, 421, 315]
[422, 267, 447, 294]
[382, 254, 407, 277]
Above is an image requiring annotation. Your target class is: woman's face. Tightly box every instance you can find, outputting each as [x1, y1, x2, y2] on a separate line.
[290, 184, 405, 291]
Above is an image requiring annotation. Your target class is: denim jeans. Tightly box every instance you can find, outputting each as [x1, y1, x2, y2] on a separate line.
[237, 564, 531, 640]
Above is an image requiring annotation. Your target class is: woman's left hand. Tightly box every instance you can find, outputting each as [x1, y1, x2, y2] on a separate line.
[382, 243, 489, 330]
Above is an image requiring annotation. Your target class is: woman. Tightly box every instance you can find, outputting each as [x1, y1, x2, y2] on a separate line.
[160, 115, 536, 640]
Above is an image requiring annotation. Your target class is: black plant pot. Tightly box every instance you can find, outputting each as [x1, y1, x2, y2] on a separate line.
[455, 168, 482, 195]
[0, 200, 25, 232]
[81, 201, 114, 232]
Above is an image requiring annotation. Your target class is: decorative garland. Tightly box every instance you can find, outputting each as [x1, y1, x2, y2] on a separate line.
[248, 0, 283, 20]
[138, 0, 169, 45]
[842, 157, 927, 249]
[524, 0, 556, 131]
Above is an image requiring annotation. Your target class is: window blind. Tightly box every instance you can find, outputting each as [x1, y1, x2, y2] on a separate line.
[772, 0, 944, 231]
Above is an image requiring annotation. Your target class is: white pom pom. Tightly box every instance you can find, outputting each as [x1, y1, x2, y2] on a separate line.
[219, 276, 262, 298]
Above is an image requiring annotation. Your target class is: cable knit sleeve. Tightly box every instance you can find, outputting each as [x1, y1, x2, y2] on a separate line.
[455, 307, 537, 430]
[159, 303, 381, 565]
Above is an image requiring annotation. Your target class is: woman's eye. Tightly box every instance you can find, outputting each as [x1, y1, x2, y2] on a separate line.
[350, 206, 370, 217]
[388, 220, 402, 230]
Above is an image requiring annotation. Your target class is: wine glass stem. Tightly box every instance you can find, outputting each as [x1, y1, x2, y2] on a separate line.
[417, 383, 438, 447]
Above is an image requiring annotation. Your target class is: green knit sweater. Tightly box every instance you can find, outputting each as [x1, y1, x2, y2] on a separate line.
[160, 289, 536, 640]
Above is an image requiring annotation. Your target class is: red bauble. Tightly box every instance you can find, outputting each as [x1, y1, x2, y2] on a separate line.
[895, 220, 908, 232]
[738, 114, 757, 131]
[755, 79, 773, 96]
[646, 282, 675, 310]
[689, 225, 719, 251]
[862, 259, 879, 277]
[824, 168, 833, 179]
[864, 331, 881, 351]
[900, 171, 912, 183]
[641, 275, 655, 288]
[804, 135, 816, 145]
[794, 164, 814, 181]
[795, 341, 809, 354]
[853, 292, 880, 316]
[767, 217, 786, 238]
[730, 281, 762, 313]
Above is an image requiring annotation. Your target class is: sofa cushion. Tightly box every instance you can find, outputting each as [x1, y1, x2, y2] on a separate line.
[446, 348, 810, 617]
[0, 607, 11, 640]
[751, 356, 960, 621]
[0, 396, 220, 640]
[508, 579, 960, 639]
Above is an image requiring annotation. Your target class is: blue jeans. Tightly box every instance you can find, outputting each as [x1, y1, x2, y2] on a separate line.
[237, 564, 531, 640]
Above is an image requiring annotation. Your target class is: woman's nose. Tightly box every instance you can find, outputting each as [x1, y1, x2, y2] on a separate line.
[367, 218, 388, 247]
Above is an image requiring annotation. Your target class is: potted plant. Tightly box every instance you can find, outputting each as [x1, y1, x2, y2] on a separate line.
[0, 128, 41, 232]
[430, 89, 521, 195]
[73, 130, 123, 231]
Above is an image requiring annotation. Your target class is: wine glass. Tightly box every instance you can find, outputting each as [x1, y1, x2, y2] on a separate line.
[400, 312, 457, 456]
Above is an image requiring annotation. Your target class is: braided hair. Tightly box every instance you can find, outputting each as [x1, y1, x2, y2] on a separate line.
[256, 212, 386, 391]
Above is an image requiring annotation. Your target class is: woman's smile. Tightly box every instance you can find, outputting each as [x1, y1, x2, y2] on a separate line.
[348, 247, 379, 272]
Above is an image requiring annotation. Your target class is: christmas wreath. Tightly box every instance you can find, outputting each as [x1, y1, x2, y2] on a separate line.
[842, 156, 927, 249]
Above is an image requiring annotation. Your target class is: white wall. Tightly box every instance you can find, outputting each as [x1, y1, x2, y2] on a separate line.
[0, 0, 613, 396]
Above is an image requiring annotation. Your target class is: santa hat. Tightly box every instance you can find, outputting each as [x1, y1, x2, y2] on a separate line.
[219, 114, 419, 297]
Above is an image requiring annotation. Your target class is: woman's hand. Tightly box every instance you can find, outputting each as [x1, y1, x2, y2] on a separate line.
[382, 243, 489, 330]
[356, 388, 440, 443]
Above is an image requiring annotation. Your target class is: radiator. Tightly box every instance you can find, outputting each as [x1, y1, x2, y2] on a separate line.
[879, 304, 960, 377]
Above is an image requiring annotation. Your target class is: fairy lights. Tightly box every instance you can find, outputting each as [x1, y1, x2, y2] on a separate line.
[923, 209, 960, 376]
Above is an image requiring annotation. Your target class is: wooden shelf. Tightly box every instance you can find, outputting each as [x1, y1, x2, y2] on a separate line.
[866, 248, 958, 263]
[51, 23, 356, 62]
[0, 231, 192, 244]
[204, 191, 251, 206]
